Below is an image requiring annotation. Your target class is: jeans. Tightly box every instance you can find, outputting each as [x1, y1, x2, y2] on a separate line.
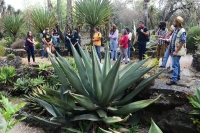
[128, 40, 131, 58]
[95, 45, 102, 59]
[110, 39, 118, 60]
[162, 48, 173, 70]
[162, 47, 169, 67]
[120, 48, 128, 63]
[172, 56, 181, 82]
[27, 46, 35, 62]
[138, 41, 146, 60]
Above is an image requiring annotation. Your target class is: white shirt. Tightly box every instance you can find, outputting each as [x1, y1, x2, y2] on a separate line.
[128, 32, 132, 40]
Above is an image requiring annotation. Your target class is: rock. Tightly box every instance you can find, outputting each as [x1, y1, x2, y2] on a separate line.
[138, 88, 198, 133]
[192, 53, 200, 71]
[0, 56, 22, 69]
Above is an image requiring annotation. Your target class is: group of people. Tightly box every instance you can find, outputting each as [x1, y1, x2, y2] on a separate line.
[134, 16, 186, 85]
[25, 16, 186, 85]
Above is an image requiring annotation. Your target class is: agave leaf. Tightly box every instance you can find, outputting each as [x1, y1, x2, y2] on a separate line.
[78, 44, 93, 85]
[50, 58, 71, 91]
[55, 56, 89, 97]
[92, 47, 103, 101]
[119, 58, 148, 81]
[99, 127, 112, 133]
[51, 105, 63, 117]
[66, 128, 82, 133]
[39, 95, 74, 112]
[102, 114, 131, 124]
[70, 93, 97, 111]
[119, 62, 136, 78]
[102, 43, 111, 79]
[112, 67, 153, 101]
[26, 115, 61, 126]
[190, 109, 200, 115]
[100, 55, 121, 106]
[196, 88, 200, 103]
[96, 110, 107, 118]
[50, 117, 67, 125]
[113, 70, 163, 106]
[71, 114, 100, 121]
[70, 43, 93, 97]
[148, 119, 163, 133]
[109, 95, 161, 115]
[188, 95, 200, 108]
[43, 87, 60, 98]
[33, 97, 57, 117]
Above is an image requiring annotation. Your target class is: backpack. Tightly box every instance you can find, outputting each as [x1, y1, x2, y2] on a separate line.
[24, 37, 29, 51]
[143, 27, 150, 42]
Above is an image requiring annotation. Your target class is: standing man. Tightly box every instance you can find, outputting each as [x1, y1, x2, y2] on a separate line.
[135, 21, 149, 61]
[166, 16, 186, 85]
[42, 28, 55, 57]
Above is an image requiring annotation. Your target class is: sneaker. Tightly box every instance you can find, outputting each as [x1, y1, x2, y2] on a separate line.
[41, 56, 44, 59]
[123, 58, 125, 61]
[128, 58, 130, 62]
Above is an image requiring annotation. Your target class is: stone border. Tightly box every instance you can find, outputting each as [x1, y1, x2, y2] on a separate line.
[5, 48, 157, 59]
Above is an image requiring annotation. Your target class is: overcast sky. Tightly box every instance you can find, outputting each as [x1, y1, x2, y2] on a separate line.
[5, 0, 45, 10]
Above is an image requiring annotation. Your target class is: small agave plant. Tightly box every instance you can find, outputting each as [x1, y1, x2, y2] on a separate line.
[27, 43, 162, 130]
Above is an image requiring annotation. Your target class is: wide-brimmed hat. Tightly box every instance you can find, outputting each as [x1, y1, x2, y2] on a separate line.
[175, 16, 184, 27]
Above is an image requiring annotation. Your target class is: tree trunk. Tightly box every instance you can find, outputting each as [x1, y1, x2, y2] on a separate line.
[47, 0, 53, 11]
[148, 12, 154, 29]
[66, 0, 72, 31]
[143, 1, 148, 26]
[57, 0, 64, 41]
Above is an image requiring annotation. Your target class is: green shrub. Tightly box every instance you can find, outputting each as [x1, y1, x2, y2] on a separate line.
[14, 76, 45, 94]
[7, 53, 15, 59]
[186, 26, 200, 51]
[0, 45, 5, 56]
[0, 66, 16, 85]
[35, 43, 42, 50]
[0, 95, 26, 132]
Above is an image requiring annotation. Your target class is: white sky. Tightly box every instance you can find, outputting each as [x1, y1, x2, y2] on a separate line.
[5, 0, 45, 10]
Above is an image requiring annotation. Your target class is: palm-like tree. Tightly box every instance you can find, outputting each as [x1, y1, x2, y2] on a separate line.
[74, 0, 112, 44]
[29, 8, 57, 33]
[2, 14, 25, 38]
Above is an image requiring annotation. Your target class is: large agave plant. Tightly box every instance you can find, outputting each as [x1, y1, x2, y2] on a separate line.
[27, 43, 162, 129]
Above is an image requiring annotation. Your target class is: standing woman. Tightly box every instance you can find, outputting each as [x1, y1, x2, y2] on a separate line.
[71, 28, 81, 56]
[119, 29, 129, 64]
[93, 26, 102, 62]
[26, 31, 35, 65]
[109, 24, 119, 61]
[65, 29, 72, 56]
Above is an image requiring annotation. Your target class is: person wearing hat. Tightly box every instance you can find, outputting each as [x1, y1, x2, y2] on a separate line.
[155, 21, 168, 61]
[42, 28, 55, 57]
[166, 16, 187, 85]
[135, 21, 149, 61]
[71, 28, 81, 56]
[159, 25, 176, 73]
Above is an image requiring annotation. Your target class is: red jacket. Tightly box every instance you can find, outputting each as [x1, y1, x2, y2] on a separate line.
[119, 35, 128, 48]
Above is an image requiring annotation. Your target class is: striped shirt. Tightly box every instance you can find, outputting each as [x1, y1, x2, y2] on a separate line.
[156, 28, 168, 45]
